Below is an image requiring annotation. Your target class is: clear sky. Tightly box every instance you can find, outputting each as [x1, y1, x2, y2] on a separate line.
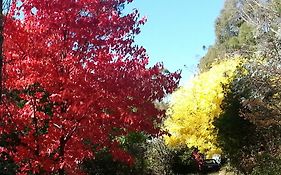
[126, 0, 225, 84]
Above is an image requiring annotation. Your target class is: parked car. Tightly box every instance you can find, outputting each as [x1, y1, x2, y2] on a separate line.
[202, 159, 220, 172]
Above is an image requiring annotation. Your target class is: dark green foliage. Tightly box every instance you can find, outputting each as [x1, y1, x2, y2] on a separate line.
[226, 37, 240, 50]
[199, 44, 226, 71]
[199, 20, 256, 72]
[143, 138, 174, 175]
[82, 149, 134, 175]
[0, 152, 18, 175]
[0, 132, 21, 150]
[6, 89, 26, 108]
[170, 147, 197, 175]
[82, 132, 148, 175]
[237, 23, 255, 47]
[214, 92, 259, 173]
[120, 132, 148, 174]
[118, 131, 147, 148]
[215, 0, 242, 44]
[144, 138, 199, 175]
[251, 153, 281, 175]
[82, 136, 201, 175]
[200, 1, 281, 172]
[199, 0, 260, 71]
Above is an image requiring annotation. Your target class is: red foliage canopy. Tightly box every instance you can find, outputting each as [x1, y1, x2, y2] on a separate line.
[0, 0, 180, 174]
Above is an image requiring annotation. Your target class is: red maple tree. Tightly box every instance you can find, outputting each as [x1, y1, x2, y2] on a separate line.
[0, 0, 180, 174]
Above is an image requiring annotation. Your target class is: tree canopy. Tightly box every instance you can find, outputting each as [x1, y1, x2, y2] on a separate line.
[0, 0, 180, 174]
[164, 58, 242, 157]
[182, 0, 281, 173]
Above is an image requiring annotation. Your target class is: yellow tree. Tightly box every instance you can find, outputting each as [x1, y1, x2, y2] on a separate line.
[164, 58, 242, 157]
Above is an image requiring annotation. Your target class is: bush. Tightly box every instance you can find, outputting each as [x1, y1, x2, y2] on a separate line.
[82, 132, 148, 175]
[251, 153, 281, 175]
[214, 92, 259, 174]
[144, 138, 174, 175]
[144, 138, 199, 175]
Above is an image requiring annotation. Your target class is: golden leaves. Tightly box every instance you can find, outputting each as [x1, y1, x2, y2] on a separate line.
[164, 58, 242, 157]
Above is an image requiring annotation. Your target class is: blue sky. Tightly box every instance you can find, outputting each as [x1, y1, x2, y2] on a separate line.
[126, 0, 225, 84]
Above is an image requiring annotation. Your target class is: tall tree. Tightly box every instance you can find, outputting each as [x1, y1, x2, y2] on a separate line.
[199, 0, 281, 173]
[0, 0, 180, 174]
[164, 58, 241, 157]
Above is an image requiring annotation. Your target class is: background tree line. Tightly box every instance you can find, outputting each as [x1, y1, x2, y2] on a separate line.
[0, 0, 280, 174]
[198, 0, 281, 173]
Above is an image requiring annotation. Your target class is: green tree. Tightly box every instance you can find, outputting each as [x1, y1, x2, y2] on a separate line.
[214, 91, 260, 174]
[198, 1, 281, 173]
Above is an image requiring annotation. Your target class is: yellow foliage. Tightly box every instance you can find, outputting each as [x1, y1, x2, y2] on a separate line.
[164, 58, 242, 157]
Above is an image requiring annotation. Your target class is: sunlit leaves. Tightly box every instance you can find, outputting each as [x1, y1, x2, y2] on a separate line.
[164, 58, 242, 157]
[0, 0, 180, 174]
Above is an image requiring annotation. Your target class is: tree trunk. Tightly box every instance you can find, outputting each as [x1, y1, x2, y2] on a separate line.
[58, 136, 66, 175]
